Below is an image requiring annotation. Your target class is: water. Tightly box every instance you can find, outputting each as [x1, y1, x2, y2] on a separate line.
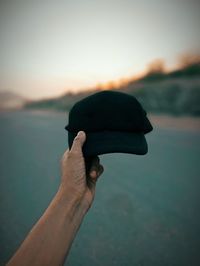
[0, 111, 200, 266]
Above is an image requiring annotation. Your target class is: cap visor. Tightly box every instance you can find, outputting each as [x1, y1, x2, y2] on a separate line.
[68, 130, 148, 157]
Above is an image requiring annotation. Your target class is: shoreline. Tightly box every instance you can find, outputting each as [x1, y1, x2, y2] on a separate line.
[149, 114, 200, 132]
[0, 108, 200, 132]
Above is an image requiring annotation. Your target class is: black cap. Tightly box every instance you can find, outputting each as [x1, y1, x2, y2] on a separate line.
[65, 90, 153, 156]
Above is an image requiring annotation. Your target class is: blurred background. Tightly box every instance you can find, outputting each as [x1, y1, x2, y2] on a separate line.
[0, 0, 200, 265]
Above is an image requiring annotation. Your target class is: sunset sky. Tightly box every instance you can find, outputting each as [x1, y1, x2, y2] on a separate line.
[0, 0, 200, 99]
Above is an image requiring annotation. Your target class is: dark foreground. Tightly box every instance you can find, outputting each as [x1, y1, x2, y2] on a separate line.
[0, 111, 200, 266]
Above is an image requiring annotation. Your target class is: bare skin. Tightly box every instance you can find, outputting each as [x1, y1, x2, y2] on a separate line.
[7, 131, 104, 266]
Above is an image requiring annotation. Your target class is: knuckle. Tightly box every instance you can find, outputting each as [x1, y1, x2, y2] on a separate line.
[62, 148, 69, 157]
[64, 149, 69, 156]
[69, 150, 79, 157]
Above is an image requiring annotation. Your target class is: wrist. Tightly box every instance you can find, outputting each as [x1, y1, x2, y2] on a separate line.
[56, 185, 89, 215]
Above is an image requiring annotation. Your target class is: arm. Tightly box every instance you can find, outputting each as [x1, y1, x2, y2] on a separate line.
[7, 131, 104, 266]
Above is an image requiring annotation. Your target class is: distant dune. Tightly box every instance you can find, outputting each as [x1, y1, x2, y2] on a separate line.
[0, 91, 27, 110]
[24, 62, 200, 116]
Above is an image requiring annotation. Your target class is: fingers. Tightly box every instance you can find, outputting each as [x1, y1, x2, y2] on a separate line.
[89, 156, 104, 180]
[70, 131, 86, 154]
[87, 162, 104, 192]
[98, 164, 104, 176]
[89, 156, 99, 178]
[90, 164, 103, 179]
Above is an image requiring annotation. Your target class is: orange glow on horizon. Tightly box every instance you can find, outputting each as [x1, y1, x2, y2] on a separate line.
[69, 53, 200, 95]
[2, 53, 199, 100]
[74, 70, 147, 93]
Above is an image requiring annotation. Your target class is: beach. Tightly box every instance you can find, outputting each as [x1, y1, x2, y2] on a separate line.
[0, 110, 200, 266]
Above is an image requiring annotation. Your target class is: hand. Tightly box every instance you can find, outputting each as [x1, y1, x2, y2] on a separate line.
[60, 131, 104, 211]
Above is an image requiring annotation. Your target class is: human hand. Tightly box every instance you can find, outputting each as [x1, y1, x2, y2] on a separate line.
[59, 131, 104, 211]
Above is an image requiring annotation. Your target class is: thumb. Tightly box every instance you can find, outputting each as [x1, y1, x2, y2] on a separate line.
[70, 131, 86, 153]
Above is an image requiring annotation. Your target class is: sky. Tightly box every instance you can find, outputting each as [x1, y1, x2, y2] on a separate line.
[0, 0, 200, 99]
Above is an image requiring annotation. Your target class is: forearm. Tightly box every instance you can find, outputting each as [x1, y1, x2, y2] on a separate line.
[7, 187, 88, 266]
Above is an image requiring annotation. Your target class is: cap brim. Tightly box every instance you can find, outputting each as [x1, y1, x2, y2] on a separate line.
[68, 130, 148, 157]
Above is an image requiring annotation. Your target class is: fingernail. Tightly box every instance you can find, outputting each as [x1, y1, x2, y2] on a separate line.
[77, 131, 84, 136]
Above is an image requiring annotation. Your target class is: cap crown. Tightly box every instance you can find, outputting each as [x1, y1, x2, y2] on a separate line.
[66, 90, 152, 134]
